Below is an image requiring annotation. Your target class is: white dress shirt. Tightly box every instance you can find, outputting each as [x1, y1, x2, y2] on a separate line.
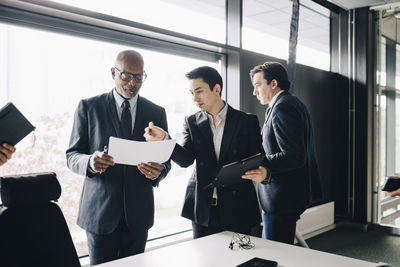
[113, 88, 138, 134]
[268, 90, 284, 109]
[206, 102, 228, 200]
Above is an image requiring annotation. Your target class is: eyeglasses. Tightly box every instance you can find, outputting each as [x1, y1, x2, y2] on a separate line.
[114, 67, 147, 83]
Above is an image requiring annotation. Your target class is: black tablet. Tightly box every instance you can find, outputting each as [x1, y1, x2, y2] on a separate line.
[382, 177, 400, 192]
[0, 102, 35, 146]
[236, 257, 278, 267]
[204, 153, 265, 189]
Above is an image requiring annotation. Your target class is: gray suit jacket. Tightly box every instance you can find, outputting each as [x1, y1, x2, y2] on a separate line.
[66, 90, 171, 235]
[259, 91, 322, 216]
[171, 106, 263, 231]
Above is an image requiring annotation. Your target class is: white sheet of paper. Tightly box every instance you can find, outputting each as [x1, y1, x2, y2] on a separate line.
[108, 136, 176, 166]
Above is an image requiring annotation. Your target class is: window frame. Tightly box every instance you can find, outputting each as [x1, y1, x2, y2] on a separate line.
[2, 0, 227, 61]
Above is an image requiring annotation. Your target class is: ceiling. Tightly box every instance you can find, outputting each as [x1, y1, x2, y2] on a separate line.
[243, 0, 329, 51]
[164, 0, 330, 52]
[327, 0, 400, 10]
[161, 0, 400, 53]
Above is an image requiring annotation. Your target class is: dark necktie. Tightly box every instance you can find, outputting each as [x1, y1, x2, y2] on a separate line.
[120, 100, 132, 139]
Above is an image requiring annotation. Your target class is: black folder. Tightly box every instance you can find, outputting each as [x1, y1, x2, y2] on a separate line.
[0, 102, 35, 146]
[382, 176, 400, 192]
[204, 153, 265, 189]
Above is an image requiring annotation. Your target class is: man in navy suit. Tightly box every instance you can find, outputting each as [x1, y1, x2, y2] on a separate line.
[243, 62, 322, 244]
[145, 66, 262, 238]
[66, 50, 171, 265]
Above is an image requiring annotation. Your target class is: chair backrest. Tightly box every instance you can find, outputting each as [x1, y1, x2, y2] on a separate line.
[0, 172, 80, 267]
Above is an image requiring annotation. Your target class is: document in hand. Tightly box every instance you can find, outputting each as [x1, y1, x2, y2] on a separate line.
[204, 153, 265, 189]
[0, 102, 35, 146]
[108, 136, 176, 166]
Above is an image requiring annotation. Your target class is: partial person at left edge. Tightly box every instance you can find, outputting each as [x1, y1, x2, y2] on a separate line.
[66, 50, 171, 266]
[383, 173, 400, 197]
[0, 143, 16, 167]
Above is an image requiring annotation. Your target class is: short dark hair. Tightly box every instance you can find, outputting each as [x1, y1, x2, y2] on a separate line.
[185, 66, 223, 96]
[249, 62, 291, 91]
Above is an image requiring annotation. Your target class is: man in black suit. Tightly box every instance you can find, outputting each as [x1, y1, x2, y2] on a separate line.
[243, 62, 322, 244]
[0, 143, 15, 166]
[144, 66, 262, 238]
[66, 50, 171, 265]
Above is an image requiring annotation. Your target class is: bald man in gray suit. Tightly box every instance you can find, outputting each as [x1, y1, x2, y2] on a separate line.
[66, 50, 170, 265]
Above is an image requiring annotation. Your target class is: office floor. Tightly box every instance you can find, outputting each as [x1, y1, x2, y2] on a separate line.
[306, 227, 400, 267]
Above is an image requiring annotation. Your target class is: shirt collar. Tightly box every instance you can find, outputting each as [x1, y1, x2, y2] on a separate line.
[269, 90, 284, 108]
[205, 101, 228, 122]
[113, 88, 138, 109]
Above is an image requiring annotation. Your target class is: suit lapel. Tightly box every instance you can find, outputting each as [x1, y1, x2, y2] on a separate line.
[196, 112, 217, 163]
[132, 96, 145, 141]
[265, 90, 289, 124]
[106, 90, 122, 137]
[219, 106, 238, 165]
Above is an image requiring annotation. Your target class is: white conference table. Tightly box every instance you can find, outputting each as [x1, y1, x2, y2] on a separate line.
[97, 231, 379, 267]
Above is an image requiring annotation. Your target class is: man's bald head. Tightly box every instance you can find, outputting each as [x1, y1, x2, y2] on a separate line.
[114, 50, 144, 69]
[112, 50, 145, 99]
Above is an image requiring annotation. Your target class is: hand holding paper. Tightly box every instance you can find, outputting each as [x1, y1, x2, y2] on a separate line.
[108, 136, 176, 166]
[89, 150, 114, 173]
[138, 162, 164, 179]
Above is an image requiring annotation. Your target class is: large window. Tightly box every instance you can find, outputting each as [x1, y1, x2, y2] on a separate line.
[48, 0, 226, 44]
[377, 37, 400, 227]
[242, 0, 330, 71]
[0, 22, 221, 256]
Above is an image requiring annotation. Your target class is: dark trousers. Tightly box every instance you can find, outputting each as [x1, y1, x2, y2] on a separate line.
[262, 211, 300, 244]
[192, 206, 251, 239]
[86, 215, 148, 266]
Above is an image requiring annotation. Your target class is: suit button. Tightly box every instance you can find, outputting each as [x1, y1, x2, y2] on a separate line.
[232, 190, 237, 195]
[199, 162, 204, 166]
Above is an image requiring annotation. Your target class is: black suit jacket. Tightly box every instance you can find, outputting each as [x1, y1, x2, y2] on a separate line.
[66, 90, 171, 235]
[171, 105, 263, 231]
[259, 91, 322, 216]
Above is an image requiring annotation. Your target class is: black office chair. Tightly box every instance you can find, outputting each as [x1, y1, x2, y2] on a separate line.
[0, 172, 81, 267]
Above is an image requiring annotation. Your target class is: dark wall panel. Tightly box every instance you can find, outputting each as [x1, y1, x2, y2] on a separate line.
[332, 73, 350, 217]
[331, 9, 352, 219]
[352, 7, 375, 223]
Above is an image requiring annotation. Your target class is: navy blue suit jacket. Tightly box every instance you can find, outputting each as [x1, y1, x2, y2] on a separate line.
[66, 90, 171, 235]
[259, 91, 322, 216]
[171, 105, 263, 231]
